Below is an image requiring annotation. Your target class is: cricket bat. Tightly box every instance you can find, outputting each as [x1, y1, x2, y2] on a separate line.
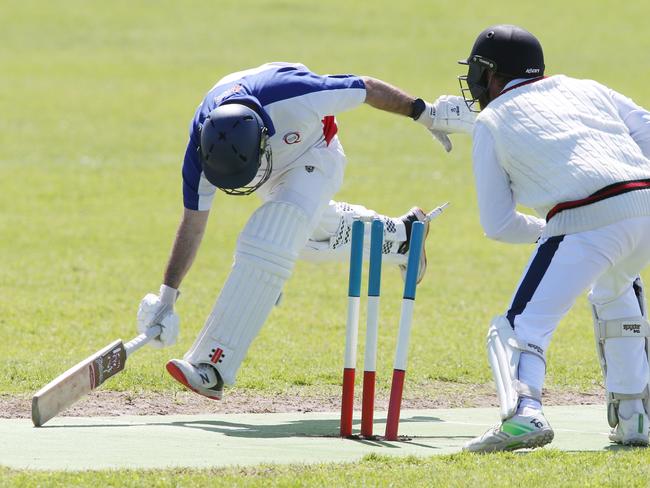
[31, 325, 161, 427]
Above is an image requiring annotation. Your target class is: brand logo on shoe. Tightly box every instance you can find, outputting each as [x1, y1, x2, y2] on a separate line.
[530, 418, 544, 429]
[623, 323, 642, 334]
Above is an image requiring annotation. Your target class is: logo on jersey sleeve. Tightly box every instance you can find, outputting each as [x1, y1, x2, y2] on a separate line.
[213, 84, 244, 104]
[283, 131, 301, 144]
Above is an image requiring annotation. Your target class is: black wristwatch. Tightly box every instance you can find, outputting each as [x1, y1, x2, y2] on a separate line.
[410, 98, 426, 120]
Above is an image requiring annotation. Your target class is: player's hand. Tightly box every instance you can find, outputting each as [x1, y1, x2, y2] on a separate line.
[416, 95, 476, 152]
[137, 284, 180, 348]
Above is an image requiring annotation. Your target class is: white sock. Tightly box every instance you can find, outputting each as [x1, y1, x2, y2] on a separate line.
[618, 399, 645, 419]
[518, 352, 545, 392]
[516, 352, 545, 416]
[518, 397, 542, 416]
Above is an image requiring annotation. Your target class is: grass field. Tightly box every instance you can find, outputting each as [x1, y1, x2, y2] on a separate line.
[3, 0, 650, 485]
[3, 450, 650, 487]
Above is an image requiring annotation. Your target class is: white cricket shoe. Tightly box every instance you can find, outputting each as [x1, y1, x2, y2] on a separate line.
[609, 412, 650, 446]
[398, 207, 430, 284]
[463, 412, 554, 453]
[166, 359, 224, 400]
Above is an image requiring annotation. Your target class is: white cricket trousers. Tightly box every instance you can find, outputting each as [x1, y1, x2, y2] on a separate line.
[510, 216, 650, 397]
[258, 138, 409, 265]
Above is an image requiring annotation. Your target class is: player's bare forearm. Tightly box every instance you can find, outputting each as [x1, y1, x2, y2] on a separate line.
[362, 76, 415, 117]
[163, 208, 210, 289]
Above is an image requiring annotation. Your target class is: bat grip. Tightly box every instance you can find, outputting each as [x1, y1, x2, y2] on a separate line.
[424, 201, 450, 222]
[125, 325, 162, 357]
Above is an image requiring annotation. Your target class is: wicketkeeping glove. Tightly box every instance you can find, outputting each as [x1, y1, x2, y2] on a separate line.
[415, 95, 476, 152]
[137, 284, 180, 348]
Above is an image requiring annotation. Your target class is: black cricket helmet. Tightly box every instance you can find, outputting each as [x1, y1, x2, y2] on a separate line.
[198, 103, 272, 195]
[458, 24, 545, 111]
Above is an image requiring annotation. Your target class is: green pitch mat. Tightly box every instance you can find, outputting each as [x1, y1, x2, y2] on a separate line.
[0, 405, 619, 470]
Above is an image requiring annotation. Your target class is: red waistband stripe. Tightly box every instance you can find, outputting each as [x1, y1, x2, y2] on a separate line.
[546, 179, 650, 221]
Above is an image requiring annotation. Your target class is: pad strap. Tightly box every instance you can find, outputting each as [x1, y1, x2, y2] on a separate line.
[595, 317, 650, 340]
[508, 336, 547, 366]
[611, 389, 649, 401]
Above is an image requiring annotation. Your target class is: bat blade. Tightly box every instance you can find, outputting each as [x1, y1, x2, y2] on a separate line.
[31, 340, 127, 427]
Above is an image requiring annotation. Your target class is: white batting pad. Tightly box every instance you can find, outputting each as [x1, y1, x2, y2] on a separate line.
[487, 315, 544, 420]
[184, 201, 310, 385]
[592, 305, 650, 427]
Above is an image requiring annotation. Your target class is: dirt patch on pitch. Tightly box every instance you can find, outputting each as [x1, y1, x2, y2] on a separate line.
[1, 383, 604, 419]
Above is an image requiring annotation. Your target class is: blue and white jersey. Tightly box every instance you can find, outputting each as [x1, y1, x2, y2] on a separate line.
[182, 62, 367, 210]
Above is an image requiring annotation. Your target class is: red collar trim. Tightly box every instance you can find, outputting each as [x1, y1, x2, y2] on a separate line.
[498, 76, 547, 97]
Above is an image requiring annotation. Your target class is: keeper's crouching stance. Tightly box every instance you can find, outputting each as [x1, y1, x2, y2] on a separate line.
[468, 238, 650, 453]
[457, 25, 650, 452]
[136, 62, 475, 399]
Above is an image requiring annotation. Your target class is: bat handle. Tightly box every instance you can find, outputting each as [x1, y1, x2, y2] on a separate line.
[125, 325, 162, 357]
[424, 201, 450, 222]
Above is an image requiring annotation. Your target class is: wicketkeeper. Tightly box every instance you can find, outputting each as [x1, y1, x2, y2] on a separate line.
[458, 25, 650, 452]
[136, 62, 474, 400]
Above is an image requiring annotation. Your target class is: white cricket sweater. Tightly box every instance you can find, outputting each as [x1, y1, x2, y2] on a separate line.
[474, 75, 650, 239]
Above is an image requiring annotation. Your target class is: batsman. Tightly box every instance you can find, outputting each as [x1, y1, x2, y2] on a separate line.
[136, 62, 474, 399]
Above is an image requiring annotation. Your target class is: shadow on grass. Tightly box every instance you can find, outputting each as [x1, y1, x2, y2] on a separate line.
[154, 415, 448, 443]
[603, 443, 647, 451]
[38, 414, 474, 447]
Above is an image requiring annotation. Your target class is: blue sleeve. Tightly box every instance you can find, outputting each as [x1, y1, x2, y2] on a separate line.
[244, 66, 366, 114]
[182, 137, 201, 210]
[182, 132, 218, 211]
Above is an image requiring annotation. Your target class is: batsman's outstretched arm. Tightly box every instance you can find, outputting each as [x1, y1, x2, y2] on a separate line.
[136, 208, 210, 348]
[361, 76, 476, 152]
[163, 208, 210, 289]
[361, 76, 417, 117]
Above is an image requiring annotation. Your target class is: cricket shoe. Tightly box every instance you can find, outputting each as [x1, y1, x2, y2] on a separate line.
[398, 207, 430, 284]
[166, 359, 224, 400]
[463, 412, 554, 453]
[609, 412, 650, 446]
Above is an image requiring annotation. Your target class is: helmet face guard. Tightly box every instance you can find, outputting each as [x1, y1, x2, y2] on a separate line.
[458, 55, 497, 113]
[220, 128, 273, 196]
[458, 25, 545, 112]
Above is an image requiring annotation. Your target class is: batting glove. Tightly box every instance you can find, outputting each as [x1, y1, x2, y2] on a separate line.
[137, 284, 180, 348]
